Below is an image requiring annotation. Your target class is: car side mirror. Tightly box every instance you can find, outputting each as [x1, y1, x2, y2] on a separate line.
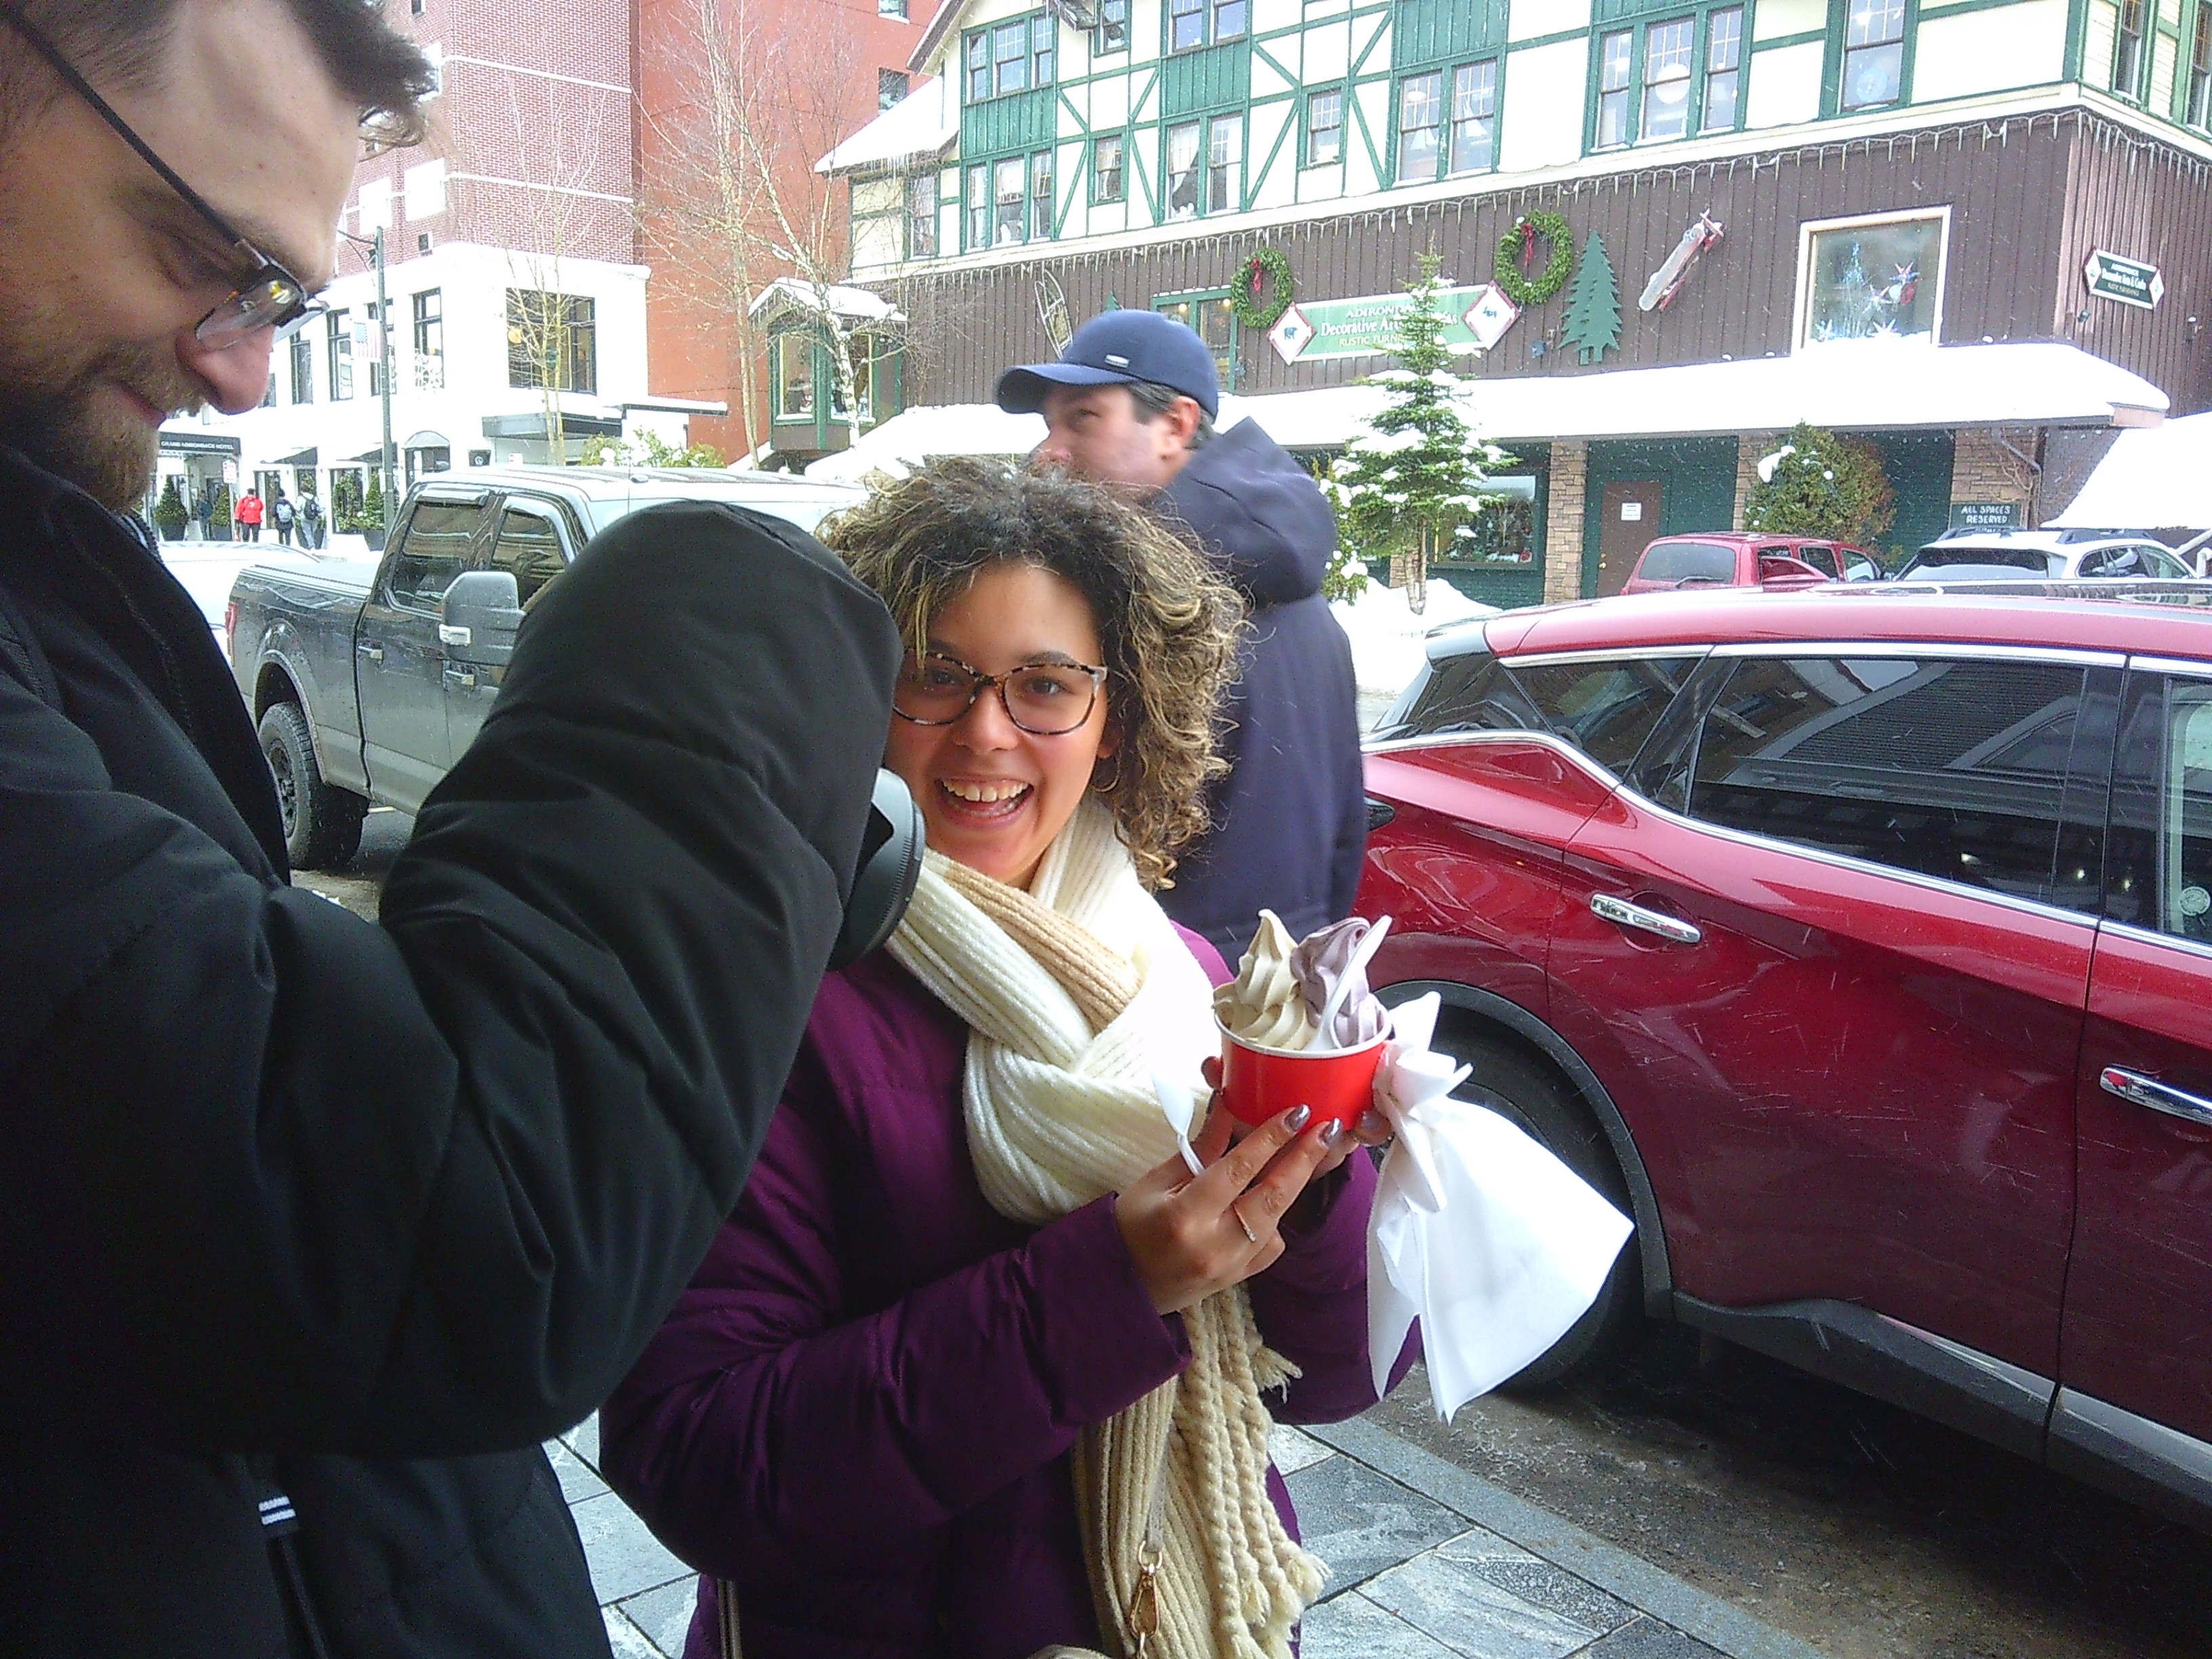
[439, 569, 524, 665]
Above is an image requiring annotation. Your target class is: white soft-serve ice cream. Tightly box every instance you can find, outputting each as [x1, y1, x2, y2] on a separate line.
[1216, 910, 1391, 1052]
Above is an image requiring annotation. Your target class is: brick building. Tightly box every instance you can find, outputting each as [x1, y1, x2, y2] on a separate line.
[811, 0, 2208, 601]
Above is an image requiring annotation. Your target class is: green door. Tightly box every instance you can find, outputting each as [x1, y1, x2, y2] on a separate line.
[1582, 438, 1738, 598]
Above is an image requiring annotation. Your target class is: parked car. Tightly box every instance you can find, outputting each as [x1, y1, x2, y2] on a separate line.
[226, 465, 865, 867]
[1898, 527, 2197, 582]
[1621, 531, 1883, 594]
[1361, 581, 2212, 1530]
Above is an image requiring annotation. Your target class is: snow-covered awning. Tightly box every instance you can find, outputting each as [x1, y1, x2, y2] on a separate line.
[2049, 411, 2212, 529]
[747, 277, 905, 329]
[805, 404, 1046, 482]
[817, 75, 958, 176]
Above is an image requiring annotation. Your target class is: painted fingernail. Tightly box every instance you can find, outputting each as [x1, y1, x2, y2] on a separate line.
[1359, 1111, 1390, 1140]
[1284, 1105, 1311, 1132]
[1319, 1120, 1344, 1147]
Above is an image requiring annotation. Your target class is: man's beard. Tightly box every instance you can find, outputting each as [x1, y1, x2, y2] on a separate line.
[0, 333, 202, 512]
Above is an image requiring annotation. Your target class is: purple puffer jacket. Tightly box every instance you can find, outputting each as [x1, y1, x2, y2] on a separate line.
[600, 931, 1393, 1659]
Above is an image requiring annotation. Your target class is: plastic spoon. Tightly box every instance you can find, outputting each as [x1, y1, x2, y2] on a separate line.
[1312, 914, 1393, 1050]
[1152, 1068, 1207, 1177]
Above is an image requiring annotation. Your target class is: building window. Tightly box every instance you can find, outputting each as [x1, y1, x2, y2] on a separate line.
[1093, 133, 1125, 202]
[327, 309, 352, 401]
[966, 162, 989, 247]
[1166, 119, 1200, 218]
[1032, 148, 1055, 236]
[773, 333, 813, 420]
[1704, 6, 1743, 131]
[2115, 0, 2148, 97]
[1842, 0, 1906, 110]
[1306, 87, 1343, 166]
[1154, 290, 1235, 388]
[262, 371, 276, 409]
[289, 329, 314, 405]
[506, 289, 596, 394]
[1169, 0, 1203, 52]
[1596, 29, 1632, 148]
[412, 288, 444, 390]
[1641, 16, 1694, 140]
[1206, 116, 1240, 212]
[994, 155, 1027, 244]
[879, 69, 909, 109]
[879, 0, 907, 15]
[1212, 0, 1246, 43]
[1448, 60, 1498, 174]
[2191, 2, 2212, 127]
[1095, 0, 1128, 53]
[1397, 70, 1441, 183]
[907, 171, 938, 258]
[968, 15, 1052, 101]
[1797, 209, 1946, 347]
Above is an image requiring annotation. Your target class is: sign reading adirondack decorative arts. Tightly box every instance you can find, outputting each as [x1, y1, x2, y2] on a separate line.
[1269, 286, 1497, 363]
[2083, 249, 2164, 310]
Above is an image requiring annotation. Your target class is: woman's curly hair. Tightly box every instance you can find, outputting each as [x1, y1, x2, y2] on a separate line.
[821, 459, 1242, 889]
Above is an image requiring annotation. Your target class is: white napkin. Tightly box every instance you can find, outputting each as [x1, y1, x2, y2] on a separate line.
[1367, 994, 1636, 1422]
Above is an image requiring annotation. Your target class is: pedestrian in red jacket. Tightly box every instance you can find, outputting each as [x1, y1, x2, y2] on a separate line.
[234, 485, 264, 541]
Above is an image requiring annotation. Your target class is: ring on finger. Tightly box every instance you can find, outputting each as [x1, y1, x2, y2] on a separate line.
[1230, 1202, 1260, 1246]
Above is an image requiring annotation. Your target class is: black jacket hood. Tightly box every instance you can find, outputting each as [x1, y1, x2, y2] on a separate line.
[1159, 419, 1338, 609]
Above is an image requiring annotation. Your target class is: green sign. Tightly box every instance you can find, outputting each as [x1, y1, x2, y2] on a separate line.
[1268, 286, 1492, 363]
[1949, 500, 2023, 530]
[2083, 249, 2164, 310]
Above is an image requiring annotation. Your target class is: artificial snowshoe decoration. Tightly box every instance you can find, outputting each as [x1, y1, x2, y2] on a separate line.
[1639, 213, 1725, 312]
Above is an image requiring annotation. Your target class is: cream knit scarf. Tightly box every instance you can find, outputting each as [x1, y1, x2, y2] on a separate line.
[886, 799, 1326, 1659]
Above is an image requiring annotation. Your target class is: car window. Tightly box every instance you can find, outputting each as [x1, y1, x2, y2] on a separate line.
[489, 500, 570, 608]
[2142, 546, 2190, 579]
[1636, 540, 1735, 584]
[2106, 673, 2212, 939]
[384, 499, 483, 612]
[1907, 544, 2055, 575]
[1795, 544, 1841, 578]
[2079, 546, 2144, 577]
[1375, 647, 1545, 741]
[1842, 554, 1882, 581]
[1511, 657, 1698, 775]
[1686, 655, 2095, 909]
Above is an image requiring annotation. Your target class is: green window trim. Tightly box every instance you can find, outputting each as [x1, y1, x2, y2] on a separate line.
[1090, 129, 1130, 205]
[963, 12, 1055, 106]
[960, 148, 1057, 251]
[1301, 82, 1349, 168]
[1819, 0, 1918, 119]
[1387, 54, 1504, 184]
[2111, 0, 2150, 104]
[1153, 287, 1240, 392]
[1158, 112, 1243, 224]
[1164, 0, 1249, 57]
[1584, 3, 1749, 155]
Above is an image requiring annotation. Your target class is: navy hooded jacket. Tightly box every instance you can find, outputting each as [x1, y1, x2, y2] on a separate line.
[1155, 418, 1366, 960]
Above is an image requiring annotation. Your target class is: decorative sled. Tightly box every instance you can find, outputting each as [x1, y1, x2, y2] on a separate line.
[1638, 213, 1724, 313]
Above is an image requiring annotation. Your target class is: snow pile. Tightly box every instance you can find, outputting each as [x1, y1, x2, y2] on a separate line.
[1330, 577, 1497, 709]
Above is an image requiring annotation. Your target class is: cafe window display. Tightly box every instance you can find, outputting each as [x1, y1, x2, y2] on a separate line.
[1439, 476, 1538, 565]
[1795, 208, 1946, 347]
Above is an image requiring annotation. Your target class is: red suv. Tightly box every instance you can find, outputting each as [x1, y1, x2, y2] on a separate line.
[1622, 532, 1884, 594]
[1359, 583, 2212, 1529]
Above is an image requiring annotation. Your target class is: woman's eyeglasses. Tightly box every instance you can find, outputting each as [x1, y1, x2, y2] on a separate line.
[893, 653, 1109, 737]
[0, 3, 327, 348]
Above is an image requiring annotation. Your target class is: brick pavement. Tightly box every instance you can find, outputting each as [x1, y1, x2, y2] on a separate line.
[552, 1409, 1831, 1659]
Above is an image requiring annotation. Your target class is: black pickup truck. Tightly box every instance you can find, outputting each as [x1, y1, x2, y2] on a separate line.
[227, 464, 863, 867]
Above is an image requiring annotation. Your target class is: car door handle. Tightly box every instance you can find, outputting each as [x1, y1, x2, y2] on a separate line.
[2100, 1067, 2212, 1129]
[1591, 892, 1703, 945]
[443, 666, 478, 690]
[356, 642, 383, 662]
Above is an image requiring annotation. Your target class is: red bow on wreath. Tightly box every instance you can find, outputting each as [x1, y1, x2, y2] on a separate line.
[1520, 220, 1536, 274]
[1249, 258, 1265, 295]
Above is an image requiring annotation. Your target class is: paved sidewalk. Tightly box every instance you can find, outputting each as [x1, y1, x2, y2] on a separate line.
[551, 1410, 1832, 1659]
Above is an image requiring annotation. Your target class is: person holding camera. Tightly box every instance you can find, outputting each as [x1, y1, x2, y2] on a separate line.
[0, 3, 900, 1654]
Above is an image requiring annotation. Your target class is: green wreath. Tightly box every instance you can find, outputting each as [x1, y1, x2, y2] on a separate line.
[1496, 209, 1574, 306]
[1231, 247, 1296, 329]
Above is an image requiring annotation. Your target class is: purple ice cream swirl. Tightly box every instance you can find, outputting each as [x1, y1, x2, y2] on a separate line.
[1290, 916, 1391, 1049]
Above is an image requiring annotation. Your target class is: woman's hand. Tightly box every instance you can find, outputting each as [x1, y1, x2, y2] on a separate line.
[1197, 1056, 1391, 1181]
[1113, 1100, 1344, 1315]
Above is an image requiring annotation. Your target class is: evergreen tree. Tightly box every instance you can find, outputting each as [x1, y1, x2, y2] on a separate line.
[1744, 422, 1897, 554]
[207, 482, 233, 540]
[1324, 254, 1510, 613]
[1560, 233, 1620, 365]
[363, 469, 386, 532]
[152, 476, 189, 541]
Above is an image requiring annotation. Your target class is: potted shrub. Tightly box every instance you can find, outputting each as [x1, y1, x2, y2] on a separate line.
[152, 476, 189, 541]
[205, 481, 233, 541]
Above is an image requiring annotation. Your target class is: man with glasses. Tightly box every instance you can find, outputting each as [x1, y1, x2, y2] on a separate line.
[0, 4, 899, 1655]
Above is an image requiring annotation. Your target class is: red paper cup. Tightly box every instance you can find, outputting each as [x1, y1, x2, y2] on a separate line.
[1215, 1015, 1389, 1131]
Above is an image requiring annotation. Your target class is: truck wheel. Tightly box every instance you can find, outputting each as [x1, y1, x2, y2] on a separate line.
[1429, 1024, 1645, 1393]
[258, 701, 366, 871]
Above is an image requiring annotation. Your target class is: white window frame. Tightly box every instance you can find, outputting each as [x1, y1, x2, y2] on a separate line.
[1791, 205, 1951, 352]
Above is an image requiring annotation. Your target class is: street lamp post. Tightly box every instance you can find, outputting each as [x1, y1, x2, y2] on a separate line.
[373, 226, 396, 533]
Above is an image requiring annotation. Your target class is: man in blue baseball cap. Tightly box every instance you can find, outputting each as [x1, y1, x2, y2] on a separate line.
[998, 310, 1365, 960]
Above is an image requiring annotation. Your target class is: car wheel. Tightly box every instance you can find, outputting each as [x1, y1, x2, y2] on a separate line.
[258, 701, 366, 872]
[1429, 1023, 1645, 1393]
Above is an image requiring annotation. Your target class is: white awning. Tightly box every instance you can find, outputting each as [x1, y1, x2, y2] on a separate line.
[747, 276, 905, 327]
[2049, 411, 2212, 530]
[806, 341, 2169, 480]
[816, 75, 958, 176]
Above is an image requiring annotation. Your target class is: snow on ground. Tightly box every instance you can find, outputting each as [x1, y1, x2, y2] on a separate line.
[1330, 578, 1496, 726]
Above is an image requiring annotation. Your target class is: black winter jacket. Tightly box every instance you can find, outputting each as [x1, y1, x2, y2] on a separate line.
[0, 449, 899, 1657]
[1155, 419, 1366, 960]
